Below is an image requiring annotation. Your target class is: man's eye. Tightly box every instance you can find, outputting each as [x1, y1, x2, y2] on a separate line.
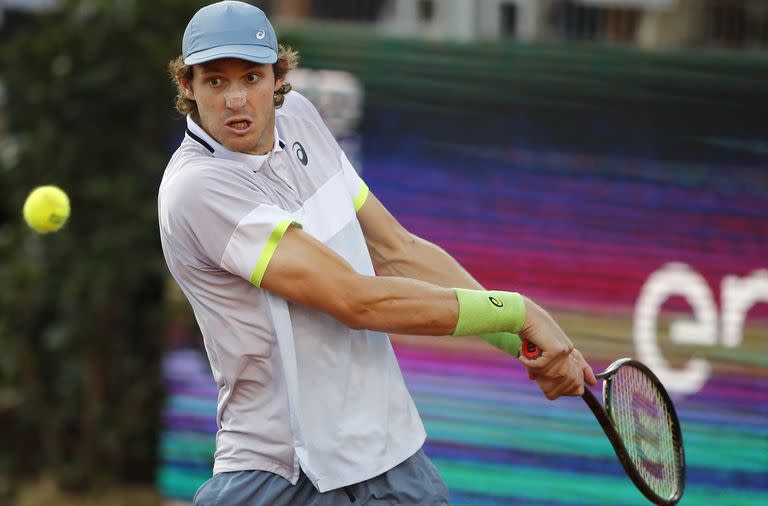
[208, 78, 222, 87]
[247, 74, 259, 83]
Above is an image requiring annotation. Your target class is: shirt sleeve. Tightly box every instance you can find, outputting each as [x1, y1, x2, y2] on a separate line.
[340, 151, 368, 212]
[177, 165, 300, 286]
[221, 204, 300, 287]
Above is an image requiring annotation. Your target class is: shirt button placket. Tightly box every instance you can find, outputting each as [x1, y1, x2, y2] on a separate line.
[268, 154, 300, 205]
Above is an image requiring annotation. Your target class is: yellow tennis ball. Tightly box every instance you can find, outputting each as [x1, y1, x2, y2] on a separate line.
[22, 185, 71, 233]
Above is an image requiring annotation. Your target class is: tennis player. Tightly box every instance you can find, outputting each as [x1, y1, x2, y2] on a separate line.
[158, 2, 596, 504]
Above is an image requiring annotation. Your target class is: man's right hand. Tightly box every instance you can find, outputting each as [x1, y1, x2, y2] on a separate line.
[517, 297, 596, 400]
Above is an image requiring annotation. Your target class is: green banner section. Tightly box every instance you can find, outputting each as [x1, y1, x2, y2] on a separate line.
[280, 23, 768, 117]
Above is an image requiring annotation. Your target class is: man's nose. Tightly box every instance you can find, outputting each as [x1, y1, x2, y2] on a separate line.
[225, 88, 246, 110]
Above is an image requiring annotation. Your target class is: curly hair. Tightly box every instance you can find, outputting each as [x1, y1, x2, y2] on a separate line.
[168, 44, 300, 115]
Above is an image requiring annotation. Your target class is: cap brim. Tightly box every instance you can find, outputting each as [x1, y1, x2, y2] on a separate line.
[184, 44, 277, 65]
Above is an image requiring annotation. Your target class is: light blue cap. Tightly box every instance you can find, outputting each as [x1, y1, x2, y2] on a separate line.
[182, 1, 278, 65]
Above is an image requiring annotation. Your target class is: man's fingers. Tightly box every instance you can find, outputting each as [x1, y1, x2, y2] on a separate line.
[583, 363, 597, 386]
[518, 346, 571, 373]
[559, 370, 584, 397]
[543, 379, 582, 400]
[522, 346, 594, 400]
[570, 348, 597, 387]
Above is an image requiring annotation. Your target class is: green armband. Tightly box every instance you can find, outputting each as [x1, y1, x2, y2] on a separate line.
[452, 289, 526, 336]
[480, 332, 522, 357]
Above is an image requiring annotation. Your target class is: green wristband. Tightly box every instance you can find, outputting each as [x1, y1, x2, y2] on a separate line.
[452, 289, 526, 336]
[480, 332, 522, 356]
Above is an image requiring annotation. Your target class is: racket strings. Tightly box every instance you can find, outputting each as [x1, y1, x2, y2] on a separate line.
[608, 365, 680, 499]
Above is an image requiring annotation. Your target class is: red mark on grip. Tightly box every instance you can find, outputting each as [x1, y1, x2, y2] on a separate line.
[521, 339, 543, 359]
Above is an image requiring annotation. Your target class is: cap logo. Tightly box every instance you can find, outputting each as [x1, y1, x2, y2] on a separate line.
[256, 30, 266, 40]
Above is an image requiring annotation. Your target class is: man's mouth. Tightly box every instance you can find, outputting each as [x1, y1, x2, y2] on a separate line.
[226, 118, 252, 132]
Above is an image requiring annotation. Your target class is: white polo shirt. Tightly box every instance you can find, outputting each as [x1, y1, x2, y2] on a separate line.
[157, 91, 425, 492]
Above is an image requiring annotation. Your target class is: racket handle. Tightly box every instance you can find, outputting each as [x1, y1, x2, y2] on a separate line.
[521, 338, 543, 360]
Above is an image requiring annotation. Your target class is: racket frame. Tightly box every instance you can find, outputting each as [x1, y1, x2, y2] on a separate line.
[586, 358, 686, 506]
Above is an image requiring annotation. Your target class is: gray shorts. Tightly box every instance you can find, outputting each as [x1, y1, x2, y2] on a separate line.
[193, 448, 449, 505]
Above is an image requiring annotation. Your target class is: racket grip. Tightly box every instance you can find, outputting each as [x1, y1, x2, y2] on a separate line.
[521, 339, 543, 360]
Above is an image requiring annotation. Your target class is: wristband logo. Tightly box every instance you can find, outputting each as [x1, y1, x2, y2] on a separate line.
[489, 296, 503, 308]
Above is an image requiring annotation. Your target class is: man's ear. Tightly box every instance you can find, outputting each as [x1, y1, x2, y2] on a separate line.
[177, 76, 195, 100]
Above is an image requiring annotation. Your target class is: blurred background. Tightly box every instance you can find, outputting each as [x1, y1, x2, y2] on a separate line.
[1, 0, 766, 505]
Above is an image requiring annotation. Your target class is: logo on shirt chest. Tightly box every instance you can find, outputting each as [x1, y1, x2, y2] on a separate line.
[292, 141, 308, 166]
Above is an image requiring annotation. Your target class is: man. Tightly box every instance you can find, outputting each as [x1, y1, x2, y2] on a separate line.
[158, 2, 596, 504]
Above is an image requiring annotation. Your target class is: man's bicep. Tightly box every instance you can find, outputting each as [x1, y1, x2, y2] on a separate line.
[260, 225, 359, 316]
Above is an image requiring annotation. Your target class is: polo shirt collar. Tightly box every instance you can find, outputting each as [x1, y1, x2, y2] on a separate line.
[185, 115, 285, 170]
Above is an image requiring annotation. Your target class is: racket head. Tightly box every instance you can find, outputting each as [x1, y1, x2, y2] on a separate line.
[600, 359, 686, 505]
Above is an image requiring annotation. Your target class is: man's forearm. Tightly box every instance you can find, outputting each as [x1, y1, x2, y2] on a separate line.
[371, 233, 522, 354]
[372, 233, 483, 290]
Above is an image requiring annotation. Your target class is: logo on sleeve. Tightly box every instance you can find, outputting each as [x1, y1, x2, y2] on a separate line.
[292, 141, 308, 166]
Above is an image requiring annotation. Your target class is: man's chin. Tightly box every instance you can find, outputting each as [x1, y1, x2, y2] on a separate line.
[221, 135, 258, 155]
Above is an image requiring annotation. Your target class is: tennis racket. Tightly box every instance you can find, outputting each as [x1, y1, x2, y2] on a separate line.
[521, 339, 685, 506]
